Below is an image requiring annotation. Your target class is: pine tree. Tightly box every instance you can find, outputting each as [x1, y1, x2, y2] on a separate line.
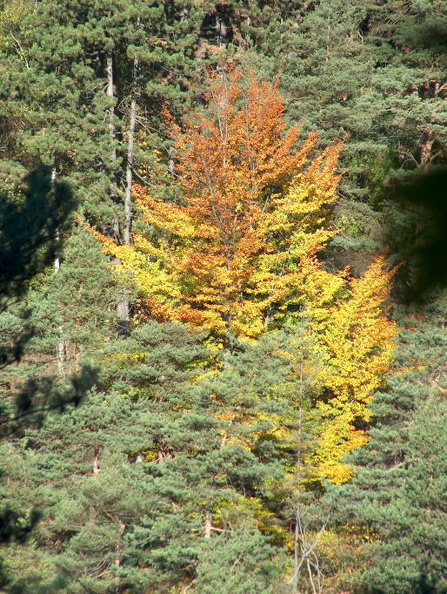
[0, 0, 231, 335]
[0, 324, 310, 591]
[330, 293, 447, 592]
[0, 167, 97, 588]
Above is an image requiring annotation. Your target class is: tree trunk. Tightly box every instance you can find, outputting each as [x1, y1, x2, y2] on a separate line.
[289, 359, 325, 594]
[291, 359, 304, 593]
[106, 50, 118, 199]
[124, 55, 138, 246]
[420, 130, 434, 169]
[204, 510, 212, 539]
[51, 159, 66, 376]
[106, 49, 130, 336]
[93, 444, 101, 476]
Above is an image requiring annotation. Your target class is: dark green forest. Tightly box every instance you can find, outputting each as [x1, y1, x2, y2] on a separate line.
[0, 1, 446, 592]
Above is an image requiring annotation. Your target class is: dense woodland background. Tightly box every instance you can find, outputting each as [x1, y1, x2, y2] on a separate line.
[0, 1, 446, 592]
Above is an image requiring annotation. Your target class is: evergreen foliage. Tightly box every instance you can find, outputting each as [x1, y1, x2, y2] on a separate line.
[330, 294, 447, 592]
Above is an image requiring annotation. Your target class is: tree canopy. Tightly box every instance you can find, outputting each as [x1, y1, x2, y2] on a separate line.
[0, 1, 445, 592]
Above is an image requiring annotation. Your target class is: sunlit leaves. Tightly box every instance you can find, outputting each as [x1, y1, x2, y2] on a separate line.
[309, 256, 397, 483]
[94, 70, 342, 339]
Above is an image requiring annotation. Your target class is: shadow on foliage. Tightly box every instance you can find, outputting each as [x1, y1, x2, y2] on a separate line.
[386, 167, 447, 302]
[0, 165, 98, 426]
[0, 166, 98, 555]
[0, 166, 75, 369]
[4, 365, 98, 436]
[0, 165, 74, 301]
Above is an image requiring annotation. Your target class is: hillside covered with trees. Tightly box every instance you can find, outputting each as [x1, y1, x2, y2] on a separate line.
[0, 1, 446, 592]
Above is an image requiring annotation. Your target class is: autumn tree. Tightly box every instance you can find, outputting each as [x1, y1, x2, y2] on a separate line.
[91, 70, 396, 484]
[92, 70, 343, 339]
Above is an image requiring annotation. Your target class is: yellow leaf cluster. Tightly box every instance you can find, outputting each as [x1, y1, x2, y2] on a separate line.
[307, 256, 397, 483]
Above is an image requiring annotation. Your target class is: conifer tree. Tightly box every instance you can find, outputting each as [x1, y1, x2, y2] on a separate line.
[0, 168, 97, 589]
[2, 3, 440, 591]
[0, 0, 230, 335]
[0, 324, 309, 592]
[330, 293, 447, 592]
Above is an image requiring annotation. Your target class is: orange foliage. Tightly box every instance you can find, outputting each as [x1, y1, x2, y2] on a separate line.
[100, 70, 343, 338]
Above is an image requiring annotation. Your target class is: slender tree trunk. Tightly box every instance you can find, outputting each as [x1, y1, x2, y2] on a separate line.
[291, 359, 304, 593]
[420, 130, 434, 169]
[124, 55, 138, 246]
[106, 50, 118, 201]
[51, 158, 66, 376]
[289, 359, 325, 594]
[93, 445, 100, 476]
[106, 49, 130, 336]
[204, 510, 212, 539]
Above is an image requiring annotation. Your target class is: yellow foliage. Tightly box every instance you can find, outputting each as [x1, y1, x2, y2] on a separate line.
[307, 256, 397, 483]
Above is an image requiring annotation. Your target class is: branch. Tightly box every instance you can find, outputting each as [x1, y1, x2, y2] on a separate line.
[10, 33, 30, 70]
